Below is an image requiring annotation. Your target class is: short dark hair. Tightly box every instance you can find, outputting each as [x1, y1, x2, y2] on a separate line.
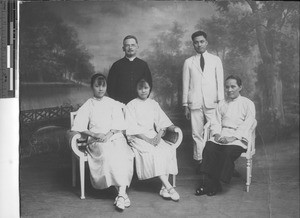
[225, 75, 242, 87]
[123, 35, 138, 44]
[136, 77, 152, 97]
[91, 73, 107, 87]
[191, 30, 207, 41]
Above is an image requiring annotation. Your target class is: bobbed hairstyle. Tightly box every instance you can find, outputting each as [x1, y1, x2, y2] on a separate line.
[225, 75, 242, 87]
[90, 73, 107, 88]
[191, 30, 207, 41]
[136, 77, 152, 97]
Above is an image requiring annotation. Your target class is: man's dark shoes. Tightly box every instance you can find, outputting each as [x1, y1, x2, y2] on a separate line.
[207, 180, 222, 196]
[205, 185, 221, 196]
[195, 185, 208, 196]
[206, 190, 217, 196]
[195, 186, 217, 196]
[196, 181, 222, 197]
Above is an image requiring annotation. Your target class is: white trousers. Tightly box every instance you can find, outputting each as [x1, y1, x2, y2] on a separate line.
[190, 106, 216, 161]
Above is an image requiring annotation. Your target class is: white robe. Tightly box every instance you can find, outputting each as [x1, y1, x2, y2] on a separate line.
[209, 95, 256, 149]
[71, 96, 134, 189]
[125, 98, 178, 180]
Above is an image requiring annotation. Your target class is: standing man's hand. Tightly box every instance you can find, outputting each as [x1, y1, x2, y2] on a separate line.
[184, 106, 191, 120]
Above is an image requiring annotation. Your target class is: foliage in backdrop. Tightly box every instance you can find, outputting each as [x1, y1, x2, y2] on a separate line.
[20, 1, 299, 141]
[20, 3, 95, 83]
[143, 1, 299, 139]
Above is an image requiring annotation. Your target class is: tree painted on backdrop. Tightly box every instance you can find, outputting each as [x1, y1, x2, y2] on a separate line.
[143, 22, 190, 110]
[20, 4, 95, 83]
[195, 7, 257, 100]
[208, 1, 299, 137]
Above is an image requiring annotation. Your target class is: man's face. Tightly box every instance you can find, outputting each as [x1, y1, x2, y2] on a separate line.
[123, 38, 139, 58]
[192, 35, 208, 54]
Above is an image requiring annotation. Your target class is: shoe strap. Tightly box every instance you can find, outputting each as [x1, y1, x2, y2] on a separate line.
[117, 194, 129, 201]
[117, 195, 126, 202]
[167, 187, 176, 194]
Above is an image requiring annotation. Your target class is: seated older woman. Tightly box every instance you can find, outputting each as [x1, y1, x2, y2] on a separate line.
[196, 75, 256, 196]
[71, 73, 134, 211]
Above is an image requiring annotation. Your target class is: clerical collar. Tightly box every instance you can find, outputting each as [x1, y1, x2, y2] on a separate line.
[125, 56, 136, 61]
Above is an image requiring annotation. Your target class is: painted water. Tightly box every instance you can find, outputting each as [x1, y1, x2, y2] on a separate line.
[20, 83, 92, 111]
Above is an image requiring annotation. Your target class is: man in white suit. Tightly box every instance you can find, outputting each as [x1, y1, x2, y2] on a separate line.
[182, 30, 224, 164]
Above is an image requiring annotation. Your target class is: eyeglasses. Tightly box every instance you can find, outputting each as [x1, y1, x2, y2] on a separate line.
[124, 44, 137, 48]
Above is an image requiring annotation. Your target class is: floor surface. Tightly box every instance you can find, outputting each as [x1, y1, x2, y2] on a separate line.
[20, 129, 299, 218]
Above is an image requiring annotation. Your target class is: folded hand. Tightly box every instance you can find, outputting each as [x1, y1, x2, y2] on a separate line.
[94, 133, 108, 143]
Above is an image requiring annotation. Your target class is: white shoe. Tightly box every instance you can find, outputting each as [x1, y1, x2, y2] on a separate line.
[159, 187, 171, 199]
[114, 194, 130, 211]
[167, 188, 180, 202]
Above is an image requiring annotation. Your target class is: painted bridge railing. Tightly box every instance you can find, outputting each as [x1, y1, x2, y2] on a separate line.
[20, 105, 80, 158]
[20, 106, 75, 125]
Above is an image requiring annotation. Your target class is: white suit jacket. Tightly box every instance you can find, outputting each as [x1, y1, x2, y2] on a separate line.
[182, 51, 224, 109]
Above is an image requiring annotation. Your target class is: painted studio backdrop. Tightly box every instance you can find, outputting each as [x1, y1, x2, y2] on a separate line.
[19, 1, 299, 158]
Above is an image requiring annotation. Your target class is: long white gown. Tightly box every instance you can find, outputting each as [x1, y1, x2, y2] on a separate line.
[125, 98, 178, 180]
[71, 96, 134, 189]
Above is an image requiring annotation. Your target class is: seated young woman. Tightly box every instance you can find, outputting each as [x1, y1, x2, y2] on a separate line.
[125, 77, 180, 202]
[71, 73, 134, 211]
[196, 75, 256, 196]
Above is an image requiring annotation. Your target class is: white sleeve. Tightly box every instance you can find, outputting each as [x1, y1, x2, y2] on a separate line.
[154, 101, 173, 131]
[234, 100, 256, 142]
[71, 100, 90, 132]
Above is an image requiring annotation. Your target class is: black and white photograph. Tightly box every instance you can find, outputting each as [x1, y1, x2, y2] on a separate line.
[0, 0, 299, 217]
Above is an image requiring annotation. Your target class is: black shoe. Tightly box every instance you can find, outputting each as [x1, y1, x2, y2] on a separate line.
[206, 190, 217, 196]
[206, 181, 222, 196]
[195, 185, 208, 196]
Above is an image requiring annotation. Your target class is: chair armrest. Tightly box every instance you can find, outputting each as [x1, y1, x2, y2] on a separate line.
[67, 130, 88, 157]
[162, 125, 183, 149]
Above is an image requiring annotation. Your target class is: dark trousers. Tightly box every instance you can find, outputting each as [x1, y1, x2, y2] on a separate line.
[200, 141, 246, 184]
